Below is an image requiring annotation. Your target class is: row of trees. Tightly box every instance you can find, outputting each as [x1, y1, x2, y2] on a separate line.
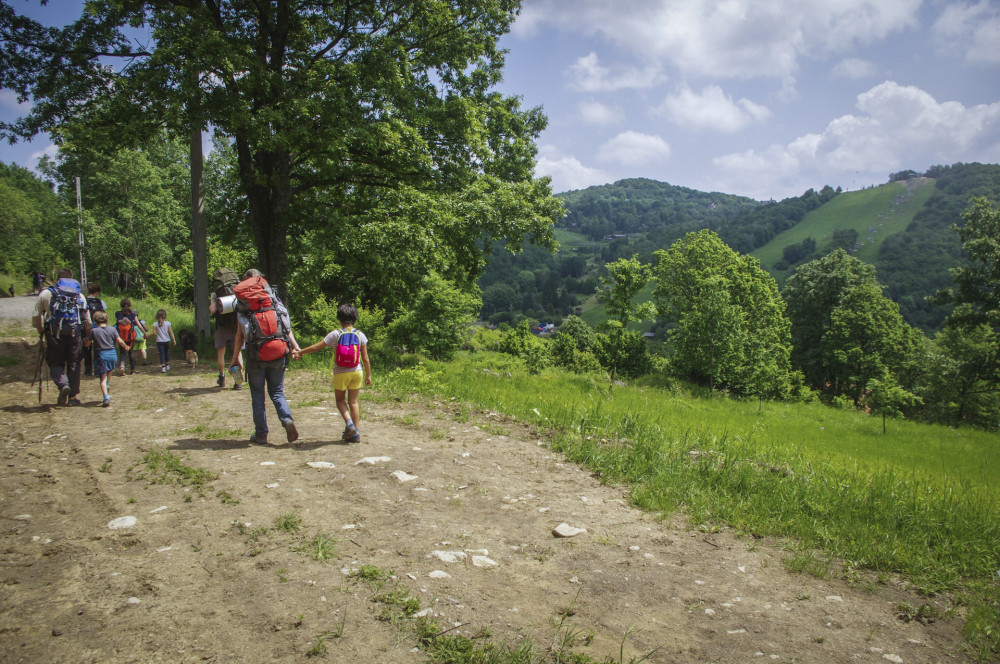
[486, 206, 1000, 430]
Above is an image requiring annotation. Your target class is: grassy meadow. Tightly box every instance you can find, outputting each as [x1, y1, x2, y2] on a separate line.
[752, 179, 937, 276]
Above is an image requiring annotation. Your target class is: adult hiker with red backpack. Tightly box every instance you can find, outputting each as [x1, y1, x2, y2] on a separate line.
[229, 269, 301, 445]
[31, 268, 93, 406]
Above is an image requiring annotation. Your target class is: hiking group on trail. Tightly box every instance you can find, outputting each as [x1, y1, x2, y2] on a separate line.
[28, 267, 373, 445]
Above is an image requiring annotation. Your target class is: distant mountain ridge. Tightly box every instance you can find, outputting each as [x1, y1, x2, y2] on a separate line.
[552, 163, 1000, 333]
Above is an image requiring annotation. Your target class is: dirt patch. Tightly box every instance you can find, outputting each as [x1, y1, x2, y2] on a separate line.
[0, 313, 974, 663]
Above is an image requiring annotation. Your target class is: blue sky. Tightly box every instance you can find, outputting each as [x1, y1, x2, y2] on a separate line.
[3, 0, 999, 200]
[496, 0, 1000, 198]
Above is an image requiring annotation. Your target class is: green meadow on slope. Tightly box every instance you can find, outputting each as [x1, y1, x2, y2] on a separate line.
[752, 179, 937, 278]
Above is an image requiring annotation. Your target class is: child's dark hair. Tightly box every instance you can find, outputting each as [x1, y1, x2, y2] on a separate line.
[87, 282, 101, 295]
[120, 298, 132, 311]
[156, 309, 167, 322]
[93, 310, 108, 324]
[337, 304, 358, 325]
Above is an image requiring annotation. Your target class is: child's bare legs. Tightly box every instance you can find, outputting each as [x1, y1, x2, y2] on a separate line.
[335, 388, 362, 441]
[100, 373, 109, 397]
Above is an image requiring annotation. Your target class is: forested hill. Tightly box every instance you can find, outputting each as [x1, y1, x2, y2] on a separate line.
[546, 163, 1000, 333]
[558, 178, 760, 247]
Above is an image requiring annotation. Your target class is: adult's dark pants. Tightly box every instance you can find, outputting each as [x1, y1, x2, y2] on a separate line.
[83, 342, 96, 376]
[45, 331, 83, 398]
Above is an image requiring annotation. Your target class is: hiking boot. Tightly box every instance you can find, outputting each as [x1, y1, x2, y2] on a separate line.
[232, 383, 242, 391]
[342, 423, 357, 441]
[67, 398, 81, 406]
[57, 385, 71, 406]
[347, 431, 362, 444]
[117, 365, 125, 377]
[282, 420, 299, 443]
[217, 373, 225, 387]
[249, 433, 268, 445]
[102, 396, 110, 408]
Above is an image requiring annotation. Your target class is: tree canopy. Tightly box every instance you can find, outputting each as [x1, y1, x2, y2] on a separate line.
[1, 0, 561, 307]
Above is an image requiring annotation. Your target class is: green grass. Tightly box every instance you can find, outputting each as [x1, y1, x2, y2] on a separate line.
[133, 446, 218, 494]
[752, 179, 936, 277]
[374, 351, 1000, 659]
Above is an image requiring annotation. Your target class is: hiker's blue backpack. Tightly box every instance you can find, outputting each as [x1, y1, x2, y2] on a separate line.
[48, 278, 83, 337]
[334, 329, 361, 368]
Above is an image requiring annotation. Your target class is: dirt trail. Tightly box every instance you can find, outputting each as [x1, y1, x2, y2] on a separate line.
[0, 304, 972, 663]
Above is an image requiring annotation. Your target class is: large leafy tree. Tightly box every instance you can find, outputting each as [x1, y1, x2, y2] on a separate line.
[784, 249, 918, 399]
[653, 230, 791, 396]
[934, 197, 1000, 335]
[0, 0, 560, 305]
[38, 132, 191, 296]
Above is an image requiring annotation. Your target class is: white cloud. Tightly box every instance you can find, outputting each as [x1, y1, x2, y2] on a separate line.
[512, 0, 922, 79]
[567, 52, 661, 92]
[535, 145, 610, 193]
[932, 0, 1000, 64]
[712, 81, 1000, 199]
[597, 131, 672, 165]
[660, 85, 771, 132]
[28, 143, 59, 168]
[579, 100, 623, 125]
[831, 58, 879, 79]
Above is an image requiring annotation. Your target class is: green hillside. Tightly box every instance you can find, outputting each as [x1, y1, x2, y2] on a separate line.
[752, 178, 936, 277]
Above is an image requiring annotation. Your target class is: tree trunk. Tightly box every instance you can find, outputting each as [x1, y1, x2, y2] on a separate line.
[235, 138, 292, 303]
[190, 129, 211, 339]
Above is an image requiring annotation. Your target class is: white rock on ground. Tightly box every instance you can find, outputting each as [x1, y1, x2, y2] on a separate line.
[355, 456, 391, 465]
[428, 570, 451, 579]
[391, 470, 418, 482]
[431, 551, 467, 563]
[552, 523, 587, 538]
[472, 556, 498, 568]
[108, 516, 137, 530]
[306, 461, 336, 469]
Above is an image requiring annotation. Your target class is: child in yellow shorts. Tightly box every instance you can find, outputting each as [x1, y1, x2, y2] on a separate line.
[294, 304, 370, 442]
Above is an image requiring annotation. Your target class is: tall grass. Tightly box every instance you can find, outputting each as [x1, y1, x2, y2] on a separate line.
[379, 353, 1000, 658]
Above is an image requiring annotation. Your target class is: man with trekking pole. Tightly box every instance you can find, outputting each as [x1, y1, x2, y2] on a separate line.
[32, 268, 92, 406]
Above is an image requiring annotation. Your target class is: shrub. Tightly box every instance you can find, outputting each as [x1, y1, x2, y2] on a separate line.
[388, 273, 481, 360]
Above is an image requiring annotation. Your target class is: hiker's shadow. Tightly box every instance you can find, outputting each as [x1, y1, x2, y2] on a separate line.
[164, 386, 229, 397]
[169, 437, 249, 451]
[2, 403, 53, 414]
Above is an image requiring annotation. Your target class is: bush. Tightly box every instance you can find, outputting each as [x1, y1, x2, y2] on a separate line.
[388, 273, 481, 360]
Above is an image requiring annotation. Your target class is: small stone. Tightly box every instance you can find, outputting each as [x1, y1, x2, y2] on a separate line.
[569, 576, 579, 583]
[428, 570, 451, 579]
[355, 456, 391, 465]
[149, 506, 168, 514]
[883, 656, 903, 664]
[13, 514, 31, 521]
[156, 546, 172, 553]
[265, 483, 280, 489]
[472, 556, 498, 568]
[108, 516, 137, 530]
[392, 470, 418, 482]
[538, 507, 550, 513]
[306, 461, 336, 469]
[629, 545, 640, 552]
[704, 608, 715, 615]
[127, 597, 141, 605]
[826, 595, 843, 602]
[414, 608, 434, 618]
[341, 524, 356, 530]
[431, 551, 467, 563]
[552, 523, 587, 538]
[51, 629, 62, 636]
[260, 461, 275, 466]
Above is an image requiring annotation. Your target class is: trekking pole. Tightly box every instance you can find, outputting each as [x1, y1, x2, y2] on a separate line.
[32, 333, 46, 403]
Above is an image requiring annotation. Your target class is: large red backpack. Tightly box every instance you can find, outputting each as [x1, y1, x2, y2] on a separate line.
[233, 276, 289, 362]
